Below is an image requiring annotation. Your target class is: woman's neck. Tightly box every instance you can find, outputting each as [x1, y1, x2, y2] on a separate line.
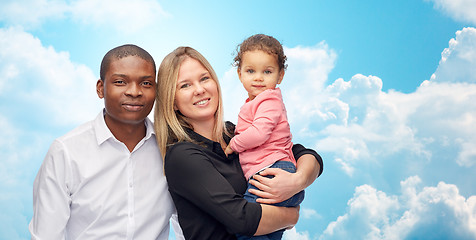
[191, 119, 215, 141]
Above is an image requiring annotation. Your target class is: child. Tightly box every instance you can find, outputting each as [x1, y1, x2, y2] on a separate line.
[225, 34, 304, 240]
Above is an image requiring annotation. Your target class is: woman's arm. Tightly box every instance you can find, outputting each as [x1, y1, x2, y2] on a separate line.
[248, 145, 322, 204]
[254, 205, 299, 235]
[166, 142, 300, 236]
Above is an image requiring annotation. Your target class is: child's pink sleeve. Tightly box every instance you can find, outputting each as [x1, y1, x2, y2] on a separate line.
[229, 95, 282, 153]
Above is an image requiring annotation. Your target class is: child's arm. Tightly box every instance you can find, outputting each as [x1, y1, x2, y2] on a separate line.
[224, 144, 234, 156]
[229, 92, 282, 153]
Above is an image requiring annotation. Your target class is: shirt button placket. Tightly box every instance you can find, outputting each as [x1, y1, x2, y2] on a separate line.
[126, 155, 135, 240]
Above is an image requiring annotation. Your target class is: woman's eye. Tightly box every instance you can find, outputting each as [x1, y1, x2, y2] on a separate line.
[200, 76, 210, 82]
[180, 83, 190, 89]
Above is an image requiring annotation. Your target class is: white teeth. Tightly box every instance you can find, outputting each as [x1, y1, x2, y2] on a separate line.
[195, 99, 208, 105]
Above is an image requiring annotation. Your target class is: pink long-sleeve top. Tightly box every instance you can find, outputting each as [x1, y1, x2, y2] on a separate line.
[229, 88, 296, 180]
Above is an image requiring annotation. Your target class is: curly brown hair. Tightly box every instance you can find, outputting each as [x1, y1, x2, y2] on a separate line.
[233, 34, 287, 71]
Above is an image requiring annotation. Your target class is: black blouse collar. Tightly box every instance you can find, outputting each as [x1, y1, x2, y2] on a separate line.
[185, 127, 235, 161]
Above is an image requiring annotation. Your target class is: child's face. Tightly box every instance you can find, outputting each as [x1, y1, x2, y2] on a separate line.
[96, 56, 156, 127]
[237, 50, 284, 100]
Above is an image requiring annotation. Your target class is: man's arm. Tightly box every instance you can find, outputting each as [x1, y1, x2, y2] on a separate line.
[30, 140, 71, 239]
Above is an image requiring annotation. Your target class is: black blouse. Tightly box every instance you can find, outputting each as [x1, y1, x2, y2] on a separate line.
[164, 125, 323, 240]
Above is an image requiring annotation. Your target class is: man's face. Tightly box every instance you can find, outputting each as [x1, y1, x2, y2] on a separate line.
[97, 56, 156, 127]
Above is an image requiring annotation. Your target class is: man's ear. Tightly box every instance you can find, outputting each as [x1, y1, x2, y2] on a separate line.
[96, 79, 104, 99]
[277, 69, 285, 84]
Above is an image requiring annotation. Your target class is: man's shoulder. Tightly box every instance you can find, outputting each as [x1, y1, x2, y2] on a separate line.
[56, 119, 96, 145]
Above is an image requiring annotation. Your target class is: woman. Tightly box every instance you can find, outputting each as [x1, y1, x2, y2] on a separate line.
[154, 46, 323, 239]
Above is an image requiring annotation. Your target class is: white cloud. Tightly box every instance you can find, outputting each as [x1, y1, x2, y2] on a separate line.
[70, 0, 169, 33]
[0, 0, 68, 28]
[0, 0, 169, 33]
[307, 28, 476, 174]
[0, 26, 102, 238]
[284, 228, 311, 240]
[320, 176, 476, 240]
[302, 208, 322, 220]
[0, 27, 101, 127]
[426, 0, 476, 25]
[0, 115, 51, 239]
[431, 27, 476, 83]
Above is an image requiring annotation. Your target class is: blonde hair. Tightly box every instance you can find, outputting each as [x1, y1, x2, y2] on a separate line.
[154, 46, 229, 157]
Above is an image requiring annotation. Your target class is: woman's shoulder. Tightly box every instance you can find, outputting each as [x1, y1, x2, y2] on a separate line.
[167, 141, 202, 157]
[165, 141, 207, 171]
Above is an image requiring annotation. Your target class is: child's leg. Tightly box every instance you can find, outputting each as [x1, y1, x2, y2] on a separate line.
[239, 161, 305, 240]
[268, 161, 305, 207]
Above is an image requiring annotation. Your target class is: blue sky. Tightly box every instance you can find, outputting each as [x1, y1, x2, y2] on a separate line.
[1, 0, 475, 239]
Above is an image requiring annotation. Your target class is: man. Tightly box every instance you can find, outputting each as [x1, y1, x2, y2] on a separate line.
[29, 44, 182, 239]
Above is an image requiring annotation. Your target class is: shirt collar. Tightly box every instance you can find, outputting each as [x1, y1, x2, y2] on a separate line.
[185, 127, 232, 161]
[94, 109, 155, 145]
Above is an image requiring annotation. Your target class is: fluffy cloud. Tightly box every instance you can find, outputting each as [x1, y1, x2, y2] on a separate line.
[0, 115, 47, 239]
[431, 27, 476, 83]
[0, 27, 102, 238]
[70, 0, 169, 33]
[284, 228, 311, 240]
[314, 28, 476, 174]
[0, 27, 101, 127]
[320, 176, 476, 240]
[426, 0, 476, 25]
[0, 0, 68, 28]
[0, 0, 168, 32]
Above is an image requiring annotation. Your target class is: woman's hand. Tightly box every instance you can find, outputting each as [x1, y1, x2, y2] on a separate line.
[248, 167, 305, 204]
[249, 154, 320, 204]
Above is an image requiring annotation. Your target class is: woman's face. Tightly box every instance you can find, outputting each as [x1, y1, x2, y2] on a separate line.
[174, 57, 219, 127]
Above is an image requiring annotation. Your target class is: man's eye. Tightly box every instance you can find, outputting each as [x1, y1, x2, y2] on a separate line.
[142, 81, 153, 86]
[114, 80, 125, 85]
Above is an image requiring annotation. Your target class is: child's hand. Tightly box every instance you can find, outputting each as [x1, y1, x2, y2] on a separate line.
[224, 144, 234, 156]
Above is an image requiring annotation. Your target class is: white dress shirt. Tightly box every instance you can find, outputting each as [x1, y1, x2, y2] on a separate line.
[29, 110, 182, 240]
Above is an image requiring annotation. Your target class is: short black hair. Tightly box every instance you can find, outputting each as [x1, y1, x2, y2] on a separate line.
[100, 44, 156, 81]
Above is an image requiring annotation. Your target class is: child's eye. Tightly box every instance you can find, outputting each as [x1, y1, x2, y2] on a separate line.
[246, 69, 255, 73]
[264, 70, 272, 74]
